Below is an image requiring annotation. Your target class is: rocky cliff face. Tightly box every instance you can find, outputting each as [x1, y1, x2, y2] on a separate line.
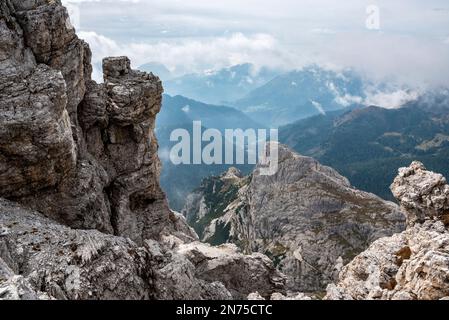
[325, 162, 449, 300]
[183, 144, 405, 292]
[0, 0, 194, 245]
[0, 0, 284, 300]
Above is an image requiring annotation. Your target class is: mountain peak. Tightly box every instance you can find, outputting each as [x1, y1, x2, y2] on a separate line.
[222, 167, 243, 180]
[183, 144, 404, 291]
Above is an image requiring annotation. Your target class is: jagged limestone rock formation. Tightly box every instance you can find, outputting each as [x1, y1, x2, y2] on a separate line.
[391, 161, 449, 226]
[183, 167, 250, 244]
[0, 0, 190, 244]
[0, 199, 231, 300]
[0, 1, 77, 200]
[183, 144, 405, 292]
[247, 291, 312, 301]
[177, 242, 286, 299]
[325, 162, 449, 300]
[0, 0, 286, 300]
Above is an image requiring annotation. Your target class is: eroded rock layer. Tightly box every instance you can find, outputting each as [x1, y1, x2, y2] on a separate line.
[0, 198, 232, 300]
[325, 162, 449, 300]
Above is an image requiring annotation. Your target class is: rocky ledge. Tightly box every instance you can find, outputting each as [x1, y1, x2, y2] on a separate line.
[325, 162, 449, 300]
[0, 198, 287, 300]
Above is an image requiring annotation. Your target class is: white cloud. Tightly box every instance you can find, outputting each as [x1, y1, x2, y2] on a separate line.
[79, 31, 293, 81]
[310, 28, 336, 35]
[67, 0, 449, 87]
[310, 100, 326, 115]
[314, 32, 449, 88]
[335, 94, 363, 107]
[364, 89, 421, 109]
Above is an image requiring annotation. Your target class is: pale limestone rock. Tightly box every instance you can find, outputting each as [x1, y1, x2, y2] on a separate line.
[247, 292, 265, 300]
[0, 198, 232, 300]
[326, 162, 449, 300]
[0, 256, 50, 300]
[270, 292, 312, 300]
[247, 291, 313, 300]
[391, 161, 449, 225]
[177, 242, 286, 299]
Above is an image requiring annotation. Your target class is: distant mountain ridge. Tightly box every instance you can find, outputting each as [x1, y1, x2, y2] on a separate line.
[157, 94, 263, 130]
[156, 94, 262, 210]
[155, 64, 449, 210]
[164, 63, 280, 105]
[279, 94, 449, 201]
[234, 65, 366, 126]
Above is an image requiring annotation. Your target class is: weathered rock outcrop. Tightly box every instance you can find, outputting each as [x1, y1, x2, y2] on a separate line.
[183, 144, 405, 292]
[0, 255, 51, 300]
[248, 291, 312, 301]
[391, 161, 449, 226]
[0, 198, 285, 300]
[177, 242, 286, 299]
[0, 0, 188, 245]
[0, 1, 77, 201]
[0, 0, 285, 300]
[0, 198, 231, 300]
[325, 162, 449, 300]
[183, 167, 250, 244]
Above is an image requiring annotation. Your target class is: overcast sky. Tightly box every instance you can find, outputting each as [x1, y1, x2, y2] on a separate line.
[62, 0, 449, 87]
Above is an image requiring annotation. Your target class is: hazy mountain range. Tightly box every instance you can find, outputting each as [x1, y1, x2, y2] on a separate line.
[280, 91, 449, 201]
[163, 63, 280, 105]
[157, 94, 263, 130]
[159, 64, 368, 126]
[234, 65, 366, 126]
[156, 94, 258, 210]
[153, 63, 449, 210]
